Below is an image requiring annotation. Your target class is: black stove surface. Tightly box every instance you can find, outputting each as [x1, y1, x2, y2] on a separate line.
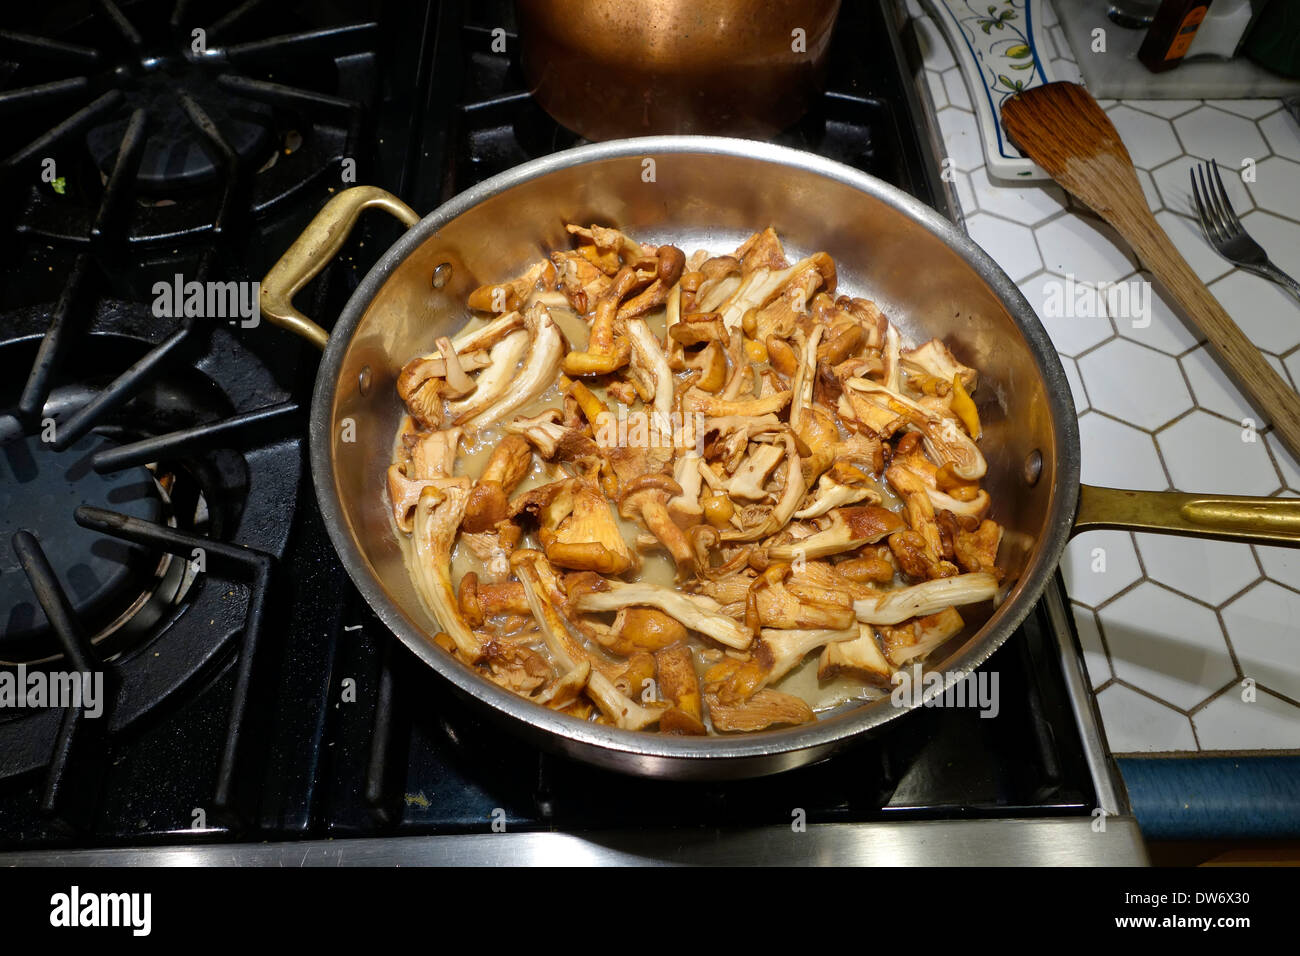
[0, 0, 1097, 850]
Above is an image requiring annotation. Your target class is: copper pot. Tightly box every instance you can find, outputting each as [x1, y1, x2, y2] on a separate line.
[518, 0, 842, 140]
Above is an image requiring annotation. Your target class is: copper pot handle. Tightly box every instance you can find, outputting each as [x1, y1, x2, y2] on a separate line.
[1074, 484, 1300, 546]
[260, 185, 420, 350]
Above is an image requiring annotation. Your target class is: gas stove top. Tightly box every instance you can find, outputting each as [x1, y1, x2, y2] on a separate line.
[0, 0, 1143, 864]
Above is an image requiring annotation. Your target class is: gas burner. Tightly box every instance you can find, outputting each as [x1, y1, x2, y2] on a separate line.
[1, 1, 378, 243]
[0, 431, 164, 659]
[86, 68, 276, 194]
[0, 300, 301, 788]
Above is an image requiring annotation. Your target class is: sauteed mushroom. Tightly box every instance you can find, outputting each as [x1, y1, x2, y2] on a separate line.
[388, 226, 1007, 734]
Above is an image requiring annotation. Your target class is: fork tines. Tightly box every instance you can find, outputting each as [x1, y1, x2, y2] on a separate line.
[1190, 158, 1243, 247]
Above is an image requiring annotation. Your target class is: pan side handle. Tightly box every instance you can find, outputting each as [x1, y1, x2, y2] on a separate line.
[1074, 484, 1300, 547]
[260, 186, 420, 350]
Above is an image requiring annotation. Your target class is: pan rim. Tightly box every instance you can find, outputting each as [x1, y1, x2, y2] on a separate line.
[308, 135, 1081, 775]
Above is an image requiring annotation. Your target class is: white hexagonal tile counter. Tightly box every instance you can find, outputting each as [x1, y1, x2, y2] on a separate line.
[1018, 273, 1115, 357]
[1060, 530, 1142, 608]
[1158, 411, 1282, 496]
[1266, 434, 1300, 491]
[1246, 157, 1300, 223]
[1115, 278, 1202, 357]
[964, 214, 1042, 283]
[1220, 582, 1300, 702]
[1107, 104, 1183, 169]
[1259, 109, 1300, 163]
[1208, 266, 1300, 357]
[1077, 339, 1192, 431]
[1172, 106, 1268, 163]
[1034, 215, 1139, 286]
[1078, 413, 1168, 490]
[1253, 545, 1300, 592]
[1095, 684, 1197, 753]
[1099, 583, 1236, 712]
[912, 1, 1300, 754]
[1180, 345, 1265, 423]
[1193, 687, 1300, 751]
[1132, 534, 1260, 607]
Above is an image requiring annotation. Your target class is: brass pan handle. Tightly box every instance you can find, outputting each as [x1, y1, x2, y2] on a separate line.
[1075, 484, 1300, 547]
[260, 186, 420, 350]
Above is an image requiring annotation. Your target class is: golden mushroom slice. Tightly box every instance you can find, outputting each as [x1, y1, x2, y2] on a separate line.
[619, 475, 695, 578]
[513, 554, 666, 731]
[459, 304, 567, 432]
[447, 328, 530, 424]
[768, 504, 903, 561]
[536, 478, 635, 576]
[707, 690, 815, 733]
[567, 576, 753, 651]
[656, 644, 707, 736]
[853, 573, 998, 626]
[410, 480, 483, 663]
[818, 623, 894, 686]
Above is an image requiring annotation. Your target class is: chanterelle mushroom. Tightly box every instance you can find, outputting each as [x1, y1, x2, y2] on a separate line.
[719, 432, 806, 543]
[563, 266, 638, 377]
[768, 504, 904, 561]
[709, 626, 857, 704]
[467, 259, 553, 314]
[533, 477, 635, 575]
[656, 644, 707, 735]
[879, 607, 965, 666]
[699, 571, 855, 631]
[513, 552, 666, 731]
[448, 328, 530, 425]
[625, 315, 675, 423]
[388, 223, 1005, 735]
[793, 464, 883, 519]
[463, 434, 533, 533]
[386, 427, 464, 532]
[617, 245, 685, 320]
[846, 378, 987, 481]
[853, 573, 998, 626]
[410, 480, 483, 663]
[707, 689, 815, 732]
[902, 339, 977, 392]
[459, 303, 567, 432]
[725, 442, 785, 503]
[567, 575, 753, 650]
[619, 475, 695, 579]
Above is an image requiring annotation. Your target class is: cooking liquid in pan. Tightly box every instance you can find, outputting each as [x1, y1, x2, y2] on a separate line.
[391, 250, 934, 728]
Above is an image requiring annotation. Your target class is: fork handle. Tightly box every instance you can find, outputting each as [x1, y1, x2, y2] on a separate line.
[1246, 261, 1300, 307]
[1117, 207, 1300, 461]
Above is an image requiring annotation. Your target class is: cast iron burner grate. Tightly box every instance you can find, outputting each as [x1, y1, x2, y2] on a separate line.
[0, 292, 301, 832]
[0, 430, 164, 656]
[0, 0, 377, 243]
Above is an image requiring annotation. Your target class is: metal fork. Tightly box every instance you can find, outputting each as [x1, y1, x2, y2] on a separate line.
[1191, 159, 1300, 305]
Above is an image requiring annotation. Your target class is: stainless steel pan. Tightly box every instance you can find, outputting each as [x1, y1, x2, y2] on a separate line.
[260, 137, 1300, 779]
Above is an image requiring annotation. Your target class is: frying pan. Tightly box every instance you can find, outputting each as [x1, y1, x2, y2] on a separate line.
[260, 137, 1300, 779]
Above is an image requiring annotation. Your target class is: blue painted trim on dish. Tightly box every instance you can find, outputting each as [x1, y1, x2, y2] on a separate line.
[935, 1, 1047, 163]
[1118, 756, 1300, 841]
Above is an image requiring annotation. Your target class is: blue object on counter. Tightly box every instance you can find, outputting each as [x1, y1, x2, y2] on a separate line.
[1117, 756, 1300, 840]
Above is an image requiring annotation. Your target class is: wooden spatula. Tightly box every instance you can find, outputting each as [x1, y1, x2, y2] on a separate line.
[1002, 81, 1300, 462]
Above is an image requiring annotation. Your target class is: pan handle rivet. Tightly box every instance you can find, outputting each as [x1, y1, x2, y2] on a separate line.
[358, 366, 372, 396]
[432, 262, 452, 289]
[1023, 449, 1042, 487]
